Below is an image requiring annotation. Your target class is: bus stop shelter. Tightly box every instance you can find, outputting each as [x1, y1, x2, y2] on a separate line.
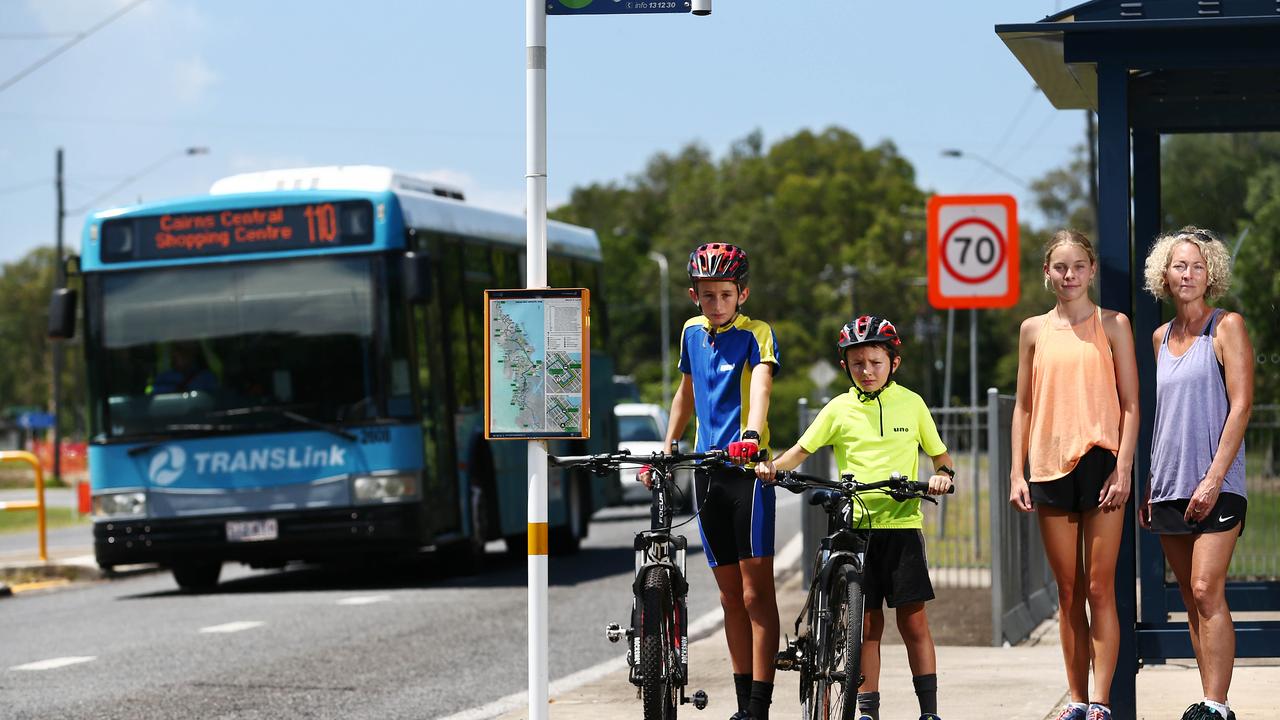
[997, 1, 1280, 717]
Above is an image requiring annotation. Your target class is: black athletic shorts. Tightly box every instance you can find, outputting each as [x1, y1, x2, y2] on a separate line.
[693, 464, 775, 568]
[860, 528, 935, 610]
[1030, 445, 1117, 513]
[1150, 492, 1247, 536]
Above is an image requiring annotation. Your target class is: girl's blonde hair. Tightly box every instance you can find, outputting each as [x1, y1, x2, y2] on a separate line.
[1142, 226, 1233, 301]
[1042, 229, 1097, 291]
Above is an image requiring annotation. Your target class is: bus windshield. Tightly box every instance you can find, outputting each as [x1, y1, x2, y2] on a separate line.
[92, 255, 384, 440]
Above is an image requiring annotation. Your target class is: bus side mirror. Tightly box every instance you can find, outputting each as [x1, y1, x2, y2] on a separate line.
[48, 287, 78, 339]
[403, 251, 432, 303]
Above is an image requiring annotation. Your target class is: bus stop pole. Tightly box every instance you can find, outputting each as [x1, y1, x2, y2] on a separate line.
[525, 1, 549, 719]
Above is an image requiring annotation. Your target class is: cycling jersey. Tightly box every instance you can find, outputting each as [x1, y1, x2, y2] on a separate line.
[678, 312, 780, 453]
[798, 382, 946, 530]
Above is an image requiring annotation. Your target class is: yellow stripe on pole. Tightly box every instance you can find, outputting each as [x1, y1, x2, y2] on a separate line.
[528, 522, 548, 555]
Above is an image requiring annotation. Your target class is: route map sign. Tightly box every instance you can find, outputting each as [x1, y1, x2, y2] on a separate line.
[927, 194, 1019, 309]
[485, 288, 590, 440]
[546, 0, 689, 14]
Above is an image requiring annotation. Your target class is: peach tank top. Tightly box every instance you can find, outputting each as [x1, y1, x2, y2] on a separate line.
[1028, 307, 1120, 482]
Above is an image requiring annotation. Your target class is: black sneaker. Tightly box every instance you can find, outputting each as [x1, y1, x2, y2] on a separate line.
[729, 711, 754, 720]
[1183, 703, 1208, 720]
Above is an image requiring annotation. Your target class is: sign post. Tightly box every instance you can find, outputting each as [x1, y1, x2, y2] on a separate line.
[927, 195, 1018, 535]
[524, 4, 704, 717]
[525, 3, 549, 718]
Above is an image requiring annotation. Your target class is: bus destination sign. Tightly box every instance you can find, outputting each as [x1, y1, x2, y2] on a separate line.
[101, 200, 374, 263]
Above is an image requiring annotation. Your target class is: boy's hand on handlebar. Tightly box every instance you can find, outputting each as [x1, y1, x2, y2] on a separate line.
[637, 464, 655, 490]
[726, 438, 759, 465]
[754, 458, 777, 481]
[926, 472, 955, 495]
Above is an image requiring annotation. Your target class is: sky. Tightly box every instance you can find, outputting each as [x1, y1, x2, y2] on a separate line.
[0, 0, 1082, 265]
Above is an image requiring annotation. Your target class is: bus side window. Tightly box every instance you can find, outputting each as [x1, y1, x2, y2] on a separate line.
[439, 240, 475, 408]
[573, 259, 608, 352]
[548, 255, 573, 288]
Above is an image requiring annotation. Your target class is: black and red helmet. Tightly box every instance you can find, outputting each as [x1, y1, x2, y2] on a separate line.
[837, 315, 902, 357]
[687, 243, 749, 287]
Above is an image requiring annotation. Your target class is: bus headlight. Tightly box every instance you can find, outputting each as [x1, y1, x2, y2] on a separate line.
[93, 491, 147, 518]
[352, 472, 418, 504]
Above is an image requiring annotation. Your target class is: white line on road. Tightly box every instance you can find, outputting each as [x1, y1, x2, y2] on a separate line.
[337, 595, 392, 606]
[199, 621, 265, 634]
[10, 656, 97, 671]
[437, 531, 804, 720]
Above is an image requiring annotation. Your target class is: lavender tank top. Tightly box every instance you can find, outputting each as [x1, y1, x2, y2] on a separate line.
[1150, 309, 1246, 502]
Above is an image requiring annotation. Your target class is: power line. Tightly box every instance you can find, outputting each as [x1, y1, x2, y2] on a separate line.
[0, 33, 78, 40]
[0, 0, 148, 96]
[0, 178, 50, 197]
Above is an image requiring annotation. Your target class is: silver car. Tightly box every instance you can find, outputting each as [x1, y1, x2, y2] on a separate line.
[615, 402, 695, 512]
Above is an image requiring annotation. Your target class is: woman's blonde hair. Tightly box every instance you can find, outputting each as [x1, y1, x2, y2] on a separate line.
[1142, 226, 1233, 301]
[1042, 229, 1097, 291]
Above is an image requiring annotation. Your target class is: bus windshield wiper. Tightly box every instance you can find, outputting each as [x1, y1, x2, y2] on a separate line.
[125, 423, 239, 456]
[210, 406, 357, 442]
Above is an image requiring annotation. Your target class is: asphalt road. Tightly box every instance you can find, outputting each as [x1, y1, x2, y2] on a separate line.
[0, 495, 801, 719]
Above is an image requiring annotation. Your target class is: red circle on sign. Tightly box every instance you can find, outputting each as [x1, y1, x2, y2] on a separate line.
[940, 217, 1006, 284]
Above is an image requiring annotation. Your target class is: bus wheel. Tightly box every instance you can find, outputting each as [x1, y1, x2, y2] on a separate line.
[549, 472, 589, 556]
[172, 560, 222, 592]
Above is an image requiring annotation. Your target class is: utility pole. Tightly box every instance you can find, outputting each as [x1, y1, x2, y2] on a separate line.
[647, 251, 671, 403]
[52, 148, 65, 485]
[1086, 110, 1099, 233]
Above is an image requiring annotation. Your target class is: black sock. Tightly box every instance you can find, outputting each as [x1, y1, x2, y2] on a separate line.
[913, 673, 938, 715]
[747, 680, 773, 720]
[733, 673, 752, 713]
[857, 691, 881, 720]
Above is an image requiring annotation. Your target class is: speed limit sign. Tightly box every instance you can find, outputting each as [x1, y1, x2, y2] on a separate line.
[927, 194, 1019, 309]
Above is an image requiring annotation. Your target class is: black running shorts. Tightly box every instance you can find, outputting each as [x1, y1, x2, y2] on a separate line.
[861, 528, 935, 609]
[1029, 445, 1117, 513]
[1150, 492, 1247, 536]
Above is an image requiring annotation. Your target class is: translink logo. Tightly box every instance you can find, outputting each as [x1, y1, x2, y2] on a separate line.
[144, 443, 349, 484]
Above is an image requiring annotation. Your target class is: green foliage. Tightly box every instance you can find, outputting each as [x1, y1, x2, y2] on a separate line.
[0, 247, 85, 438]
[555, 126, 940, 448]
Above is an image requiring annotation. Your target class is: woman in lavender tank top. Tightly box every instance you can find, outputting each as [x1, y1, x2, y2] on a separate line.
[1140, 227, 1254, 720]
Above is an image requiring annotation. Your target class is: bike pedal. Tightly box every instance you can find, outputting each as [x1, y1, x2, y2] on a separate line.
[687, 689, 708, 710]
[774, 637, 802, 671]
[604, 622, 623, 643]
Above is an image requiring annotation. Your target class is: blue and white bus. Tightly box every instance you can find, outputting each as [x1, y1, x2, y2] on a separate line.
[62, 166, 618, 590]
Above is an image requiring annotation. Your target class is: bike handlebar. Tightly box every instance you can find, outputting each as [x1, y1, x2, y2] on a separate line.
[549, 448, 730, 470]
[765, 470, 956, 499]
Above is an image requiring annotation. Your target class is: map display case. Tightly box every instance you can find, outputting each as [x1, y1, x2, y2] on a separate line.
[484, 288, 590, 439]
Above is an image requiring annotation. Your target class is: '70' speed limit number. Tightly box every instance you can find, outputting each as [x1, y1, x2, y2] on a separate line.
[927, 195, 1019, 309]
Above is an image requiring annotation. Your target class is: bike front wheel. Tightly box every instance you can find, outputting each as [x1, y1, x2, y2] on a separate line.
[804, 564, 865, 720]
[640, 566, 679, 720]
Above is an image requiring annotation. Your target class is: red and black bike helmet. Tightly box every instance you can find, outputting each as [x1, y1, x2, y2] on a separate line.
[837, 315, 902, 360]
[838, 315, 903, 399]
[687, 243, 749, 287]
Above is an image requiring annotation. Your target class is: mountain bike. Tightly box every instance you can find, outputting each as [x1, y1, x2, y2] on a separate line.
[551, 445, 721, 720]
[768, 470, 953, 720]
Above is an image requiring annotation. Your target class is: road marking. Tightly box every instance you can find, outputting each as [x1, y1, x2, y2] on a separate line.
[337, 595, 391, 606]
[11, 656, 96, 671]
[199, 621, 264, 634]
[438, 531, 804, 720]
[10, 578, 71, 593]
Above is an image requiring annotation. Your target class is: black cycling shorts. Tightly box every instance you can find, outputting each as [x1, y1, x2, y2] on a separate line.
[860, 528, 935, 609]
[1030, 445, 1117, 513]
[693, 464, 775, 568]
[1150, 492, 1247, 537]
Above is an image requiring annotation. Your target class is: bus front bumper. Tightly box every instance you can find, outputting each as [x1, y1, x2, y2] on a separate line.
[93, 503, 429, 568]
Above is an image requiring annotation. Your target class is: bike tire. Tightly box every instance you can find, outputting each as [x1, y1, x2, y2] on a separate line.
[640, 566, 678, 720]
[803, 564, 865, 720]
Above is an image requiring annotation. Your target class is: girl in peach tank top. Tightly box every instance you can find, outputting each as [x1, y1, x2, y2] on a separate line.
[1028, 306, 1121, 482]
[1008, 231, 1140, 720]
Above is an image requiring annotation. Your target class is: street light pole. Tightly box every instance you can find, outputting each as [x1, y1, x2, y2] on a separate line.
[647, 251, 671, 403]
[52, 148, 65, 485]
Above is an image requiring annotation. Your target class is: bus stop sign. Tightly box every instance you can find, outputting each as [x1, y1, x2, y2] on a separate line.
[927, 194, 1019, 309]
[547, 0, 690, 14]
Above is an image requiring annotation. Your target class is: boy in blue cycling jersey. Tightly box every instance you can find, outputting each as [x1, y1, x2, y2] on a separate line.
[641, 243, 781, 720]
[756, 315, 955, 720]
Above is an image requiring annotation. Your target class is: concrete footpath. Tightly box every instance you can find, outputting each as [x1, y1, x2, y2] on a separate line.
[495, 570, 1280, 720]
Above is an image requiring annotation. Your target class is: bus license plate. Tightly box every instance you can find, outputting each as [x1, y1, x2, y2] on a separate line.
[226, 518, 278, 543]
